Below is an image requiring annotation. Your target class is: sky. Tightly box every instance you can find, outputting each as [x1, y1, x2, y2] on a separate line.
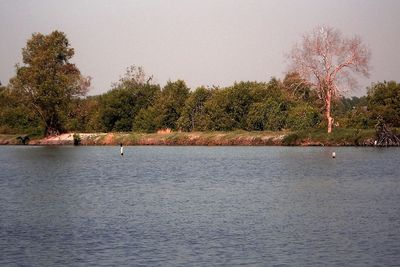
[1, 0, 399, 96]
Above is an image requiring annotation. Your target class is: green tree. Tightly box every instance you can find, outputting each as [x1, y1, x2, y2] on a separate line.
[227, 82, 255, 129]
[367, 81, 400, 126]
[283, 72, 316, 103]
[177, 86, 213, 131]
[203, 88, 235, 131]
[9, 31, 90, 136]
[332, 96, 368, 128]
[248, 80, 282, 103]
[99, 66, 160, 132]
[203, 82, 256, 131]
[155, 80, 190, 130]
[343, 106, 371, 129]
[247, 98, 288, 131]
[286, 103, 321, 130]
[242, 80, 292, 131]
[133, 106, 160, 133]
[67, 96, 104, 132]
[0, 85, 40, 134]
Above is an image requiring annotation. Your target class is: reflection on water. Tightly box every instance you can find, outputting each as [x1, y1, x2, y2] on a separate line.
[1, 146, 399, 266]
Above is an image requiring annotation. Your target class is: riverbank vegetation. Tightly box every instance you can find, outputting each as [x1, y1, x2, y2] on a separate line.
[0, 129, 377, 146]
[1, 29, 400, 146]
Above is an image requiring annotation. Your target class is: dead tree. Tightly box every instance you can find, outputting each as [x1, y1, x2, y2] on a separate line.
[288, 26, 370, 133]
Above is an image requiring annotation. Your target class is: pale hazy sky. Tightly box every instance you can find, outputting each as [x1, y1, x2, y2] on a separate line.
[1, 0, 399, 95]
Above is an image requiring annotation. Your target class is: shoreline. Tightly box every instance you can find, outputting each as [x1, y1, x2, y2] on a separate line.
[0, 130, 378, 146]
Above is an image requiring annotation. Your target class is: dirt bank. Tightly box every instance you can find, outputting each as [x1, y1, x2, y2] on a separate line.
[1, 129, 378, 146]
[4, 132, 285, 146]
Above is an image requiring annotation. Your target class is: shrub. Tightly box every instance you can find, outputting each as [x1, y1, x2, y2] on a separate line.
[73, 133, 81, 146]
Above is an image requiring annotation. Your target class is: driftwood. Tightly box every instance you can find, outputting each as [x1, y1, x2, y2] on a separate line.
[375, 118, 400, 147]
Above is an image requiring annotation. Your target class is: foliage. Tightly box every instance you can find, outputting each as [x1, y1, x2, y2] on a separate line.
[367, 81, 400, 127]
[132, 80, 190, 132]
[99, 66, 160, 132]
[341, 107, 371, 129]
[153, 80, 190, 130]
[282, 72, 316, 103]
[133, 106, 160, 133]
[177, 86, 213, 131]
[282, 128, 375, 146]
[286, 103, 321, 131]
[0, 86, 41, 134]
[282, 133, 300, 146]
[9, 31, 90, 136]
[246, 98, 287, 131]
[203, 88, 234, 131]
[1, 31, 399, 138]
[73, 133, 81, 145]
[203, 81, 273, 131]
[66, 96, 103, 132]
[225, 82, 256, 129]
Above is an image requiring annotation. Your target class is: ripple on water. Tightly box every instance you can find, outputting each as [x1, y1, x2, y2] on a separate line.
[0, 146, 399, 266]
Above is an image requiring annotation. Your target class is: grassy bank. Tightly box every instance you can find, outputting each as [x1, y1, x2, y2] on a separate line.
[282, 128, 376, 146]
[0, 134, 21, 145]
[22, 131, 286, 146]
[0, 128, 379, 146]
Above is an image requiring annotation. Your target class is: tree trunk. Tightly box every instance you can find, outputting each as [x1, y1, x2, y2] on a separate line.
[44, 125, 60, 137]
[326, 90, 333, 133]
[44, 114, 62, 137]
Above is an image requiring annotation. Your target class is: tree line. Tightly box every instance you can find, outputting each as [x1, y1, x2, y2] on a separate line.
[0, 30, 399, 136]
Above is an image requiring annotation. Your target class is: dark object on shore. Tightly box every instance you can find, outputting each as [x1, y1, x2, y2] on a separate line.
[16, 135, 30, 145]
[73, 133, 81, 146]
[375, 118, 400, 146]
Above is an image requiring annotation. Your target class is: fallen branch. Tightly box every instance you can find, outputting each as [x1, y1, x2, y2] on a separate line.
[375, 118, 400, 147]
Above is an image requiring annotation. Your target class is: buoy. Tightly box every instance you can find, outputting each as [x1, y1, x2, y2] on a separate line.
[332, 152, 336, 158]
[120, 143, 124, 156]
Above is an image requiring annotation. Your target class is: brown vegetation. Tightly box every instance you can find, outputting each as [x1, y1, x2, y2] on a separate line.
[0, 128, 382, 146]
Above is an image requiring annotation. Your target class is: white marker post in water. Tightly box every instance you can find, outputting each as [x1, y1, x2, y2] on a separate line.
[332, 152, 336, 158]
[120, 143, 124, 156]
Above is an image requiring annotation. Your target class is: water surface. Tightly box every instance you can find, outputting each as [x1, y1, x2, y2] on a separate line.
[0, 146, 399, 266]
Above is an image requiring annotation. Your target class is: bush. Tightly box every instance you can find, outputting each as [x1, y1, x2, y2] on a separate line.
[287, 103, 321, 130]
[246, 99, 287, 131]
[282, 133, 300, 145]
[73, 133, 81, 145]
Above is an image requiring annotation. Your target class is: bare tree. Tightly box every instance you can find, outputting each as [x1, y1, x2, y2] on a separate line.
[287, 26, 370, 133]
[112, 65, 154, 89]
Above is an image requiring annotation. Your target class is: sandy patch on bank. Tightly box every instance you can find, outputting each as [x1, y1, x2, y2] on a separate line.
[32, 133, 74, 145]
[103, 133, 115, 145]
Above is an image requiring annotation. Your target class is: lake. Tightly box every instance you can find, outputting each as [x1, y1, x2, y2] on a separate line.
[0, 146, 399, 266]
